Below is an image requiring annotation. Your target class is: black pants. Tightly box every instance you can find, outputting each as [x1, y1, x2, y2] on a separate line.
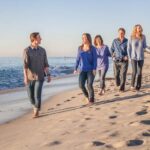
[131, 59, 144, 90]
[113, 61, 128, 91]
[79, 71, 95, 102]
[98, 68, 108, 90]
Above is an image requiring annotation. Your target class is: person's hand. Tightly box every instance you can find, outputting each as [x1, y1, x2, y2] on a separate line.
[47, 76, 51, 83]
[74, 70, 78, 74]
[93, 70, 96, 76]
[24, 77, 29, 86]
[123, 56, 128, 61]
[112, 53, 115, 57]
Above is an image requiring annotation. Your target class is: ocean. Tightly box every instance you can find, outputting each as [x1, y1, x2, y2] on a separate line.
[0, 57, 113, 90]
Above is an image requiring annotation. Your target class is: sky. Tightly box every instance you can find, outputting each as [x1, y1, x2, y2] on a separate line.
[0, 0, 150, 57]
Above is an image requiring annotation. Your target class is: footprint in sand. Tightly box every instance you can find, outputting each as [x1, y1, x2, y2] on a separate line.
[140, 120, 150, 125]
[71, 96, 76, 99]
[136, 109, 148, 116]
[56, 104, 61, 106]
[142, 130, 150, 137]
[85, 117, 92, 120]
[129, 121, 139, 126]
[95, 107, 100, 110]
[48, 141, 61, 146]
[114, 111, 119, 114]
[48, 108, 54, 111]
[114, 94, 120, 96]
[143, 100, 150, 104]
[64, 99, 71, 103]
[79, 124, 86, 127]
[78, 93, 83, 95]
[126, 139, 144, 147]
[109, 131, 119, 137]
[109, 115, 117, 119]
[105, 144, 114, 148]
[92, 141, 105, 146]
[110, 122, 116, 125]
[61, 131, 70, 135]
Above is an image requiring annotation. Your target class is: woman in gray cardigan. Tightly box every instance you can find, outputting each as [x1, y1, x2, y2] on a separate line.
[128, 24, 147, 92]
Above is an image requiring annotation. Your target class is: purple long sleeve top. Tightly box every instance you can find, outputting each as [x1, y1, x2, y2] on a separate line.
[96, 45, 111, 70]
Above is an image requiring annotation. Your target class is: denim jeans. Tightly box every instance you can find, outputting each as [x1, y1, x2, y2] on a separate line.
[131, 59, 144, 90]
[113, 61, 128, 91]
[27, 80, 44, 110]
[98, 68, 108, 90]
[79, 71, 95, 102]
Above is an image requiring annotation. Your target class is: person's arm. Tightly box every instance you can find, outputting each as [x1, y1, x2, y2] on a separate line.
[93, 47, 97, 70]
[74, 48, 80, 73]
[143, 35, 147, 49]
[127, 38, 132, 60]
[23, 49, 29, 85]
[92, 47, 97, 76]
[106, 46, 111, 57]
[44, 49, 51, 82]
[123, 40, 128, 61]
[110, 40, 115, 57]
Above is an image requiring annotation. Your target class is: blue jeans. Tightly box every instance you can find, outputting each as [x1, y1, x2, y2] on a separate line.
[79, 71, 95, 102]
[98, 68, 108, 89]
[27, 80, 44, 110]
[131, 59, 144, 90]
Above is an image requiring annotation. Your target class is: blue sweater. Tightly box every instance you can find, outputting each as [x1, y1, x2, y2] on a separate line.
[75, 46, 97, 71]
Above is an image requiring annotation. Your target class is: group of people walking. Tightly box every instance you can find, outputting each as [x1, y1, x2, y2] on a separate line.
[74, 24, 147, 105]
[23, 24, 147, 118]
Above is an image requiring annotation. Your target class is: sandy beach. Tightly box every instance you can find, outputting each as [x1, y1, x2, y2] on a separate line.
[0, 53, 150, 150]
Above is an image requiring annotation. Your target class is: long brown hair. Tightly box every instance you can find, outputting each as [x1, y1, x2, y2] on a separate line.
[80, 33, 92, 50]
[131, 24, 143, 40]
[94, 35, 103, 46]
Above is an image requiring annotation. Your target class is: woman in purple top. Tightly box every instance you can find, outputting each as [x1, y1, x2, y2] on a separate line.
[94, 35, 111, 95]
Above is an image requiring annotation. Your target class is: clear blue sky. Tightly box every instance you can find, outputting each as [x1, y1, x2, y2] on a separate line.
[0, 0, 150, 57]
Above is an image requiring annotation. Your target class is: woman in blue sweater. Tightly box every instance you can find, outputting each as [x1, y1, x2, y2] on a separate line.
[74, 33, 97, 104]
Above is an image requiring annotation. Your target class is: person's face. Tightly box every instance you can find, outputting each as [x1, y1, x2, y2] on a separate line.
[136, 25, 142, 33]
[82, 34, 88, 45]
[118, 30, 125, 39]
[34, 34, 42, 45]
[96, 38, 102, 46]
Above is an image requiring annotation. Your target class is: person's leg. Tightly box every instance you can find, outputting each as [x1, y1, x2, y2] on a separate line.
[101, 68, 108, 90]
[136, 60, 144, 90]
[79, 71, 89, 98]
[87, 71, 95, 102]
[131, 59, 137, 88]
[98, 70, 102, 94]
[120, 61, 128, 91]
[34, 80, 44, 111]
[113, 62, 120, 87]
[27, 80, 35, 107]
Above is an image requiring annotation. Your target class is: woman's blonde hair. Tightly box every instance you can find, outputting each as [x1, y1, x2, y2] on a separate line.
[131, 24, 143, 40]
